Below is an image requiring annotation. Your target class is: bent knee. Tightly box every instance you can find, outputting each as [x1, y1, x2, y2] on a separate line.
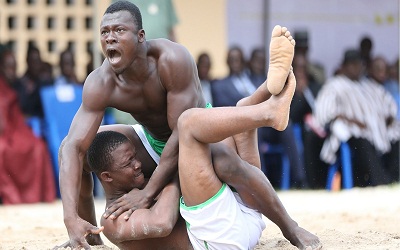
[212, 144, 245, 178]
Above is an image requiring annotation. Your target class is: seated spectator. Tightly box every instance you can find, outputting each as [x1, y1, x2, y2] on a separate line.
[54, 49, 82, 86]
[314, 49, 400, 187]
[290, 52, 329, 189]
[0, 45, 56, 204]
[13, 45, 51, 118]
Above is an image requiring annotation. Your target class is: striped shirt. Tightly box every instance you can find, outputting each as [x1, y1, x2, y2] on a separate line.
[314, 75, 400, 164]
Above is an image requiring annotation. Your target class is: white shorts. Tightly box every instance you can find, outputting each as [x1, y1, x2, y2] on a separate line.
[131, 124, 160, 164]
[180, 183, 266, 250]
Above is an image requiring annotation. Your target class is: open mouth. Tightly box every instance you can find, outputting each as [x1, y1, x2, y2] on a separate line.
[134, 172, 143, 178]
[107, 49, 122, 64]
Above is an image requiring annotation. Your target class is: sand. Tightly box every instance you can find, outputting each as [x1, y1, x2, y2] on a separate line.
[1, 184, 399, 250]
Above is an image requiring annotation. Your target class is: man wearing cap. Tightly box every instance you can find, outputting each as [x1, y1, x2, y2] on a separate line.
[313, 49, 400, 187]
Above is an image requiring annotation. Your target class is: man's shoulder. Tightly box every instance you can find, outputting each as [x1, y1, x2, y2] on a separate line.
[148, 39, 190, 63]
[85, 62, 115, 90]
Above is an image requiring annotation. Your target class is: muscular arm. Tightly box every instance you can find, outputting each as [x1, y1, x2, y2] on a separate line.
[138, 44, 202, 204]
[102, 177, 180, 243]
[59, 70, 110, 246]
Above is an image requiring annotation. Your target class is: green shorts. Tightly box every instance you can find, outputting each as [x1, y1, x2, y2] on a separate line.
[143, 103, 213, 156]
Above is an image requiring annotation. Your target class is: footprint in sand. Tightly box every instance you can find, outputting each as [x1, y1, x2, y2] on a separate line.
[266, 25, 296, 96]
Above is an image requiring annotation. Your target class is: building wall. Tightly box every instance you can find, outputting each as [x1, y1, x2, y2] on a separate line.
[0, 0, 228, 81]
[0, 0, 106, 81]
[174, 0, 228, 79]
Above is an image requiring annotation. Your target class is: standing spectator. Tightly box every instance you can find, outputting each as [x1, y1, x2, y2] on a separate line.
[293, 30, 326, 85]
[211, 46, 256, 107]
[384, 59, 399, 120]
[13, 45, 51, 118]
[0, 45, 56, 204]
[314, 49, 400, 187]
[54, 49, 82, 86]
[291, 52, 328, 189]
[196, 52, 214, 105]
[359, 36, 373, 75]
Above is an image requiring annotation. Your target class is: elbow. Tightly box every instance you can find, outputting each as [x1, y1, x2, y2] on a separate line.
[154, 217, 175, 237]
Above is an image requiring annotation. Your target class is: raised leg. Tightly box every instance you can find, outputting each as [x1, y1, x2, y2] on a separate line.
[266, 25, 296, 95]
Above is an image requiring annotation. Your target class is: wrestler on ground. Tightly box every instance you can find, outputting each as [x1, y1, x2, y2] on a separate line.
[82, 71, 319, 250]
[86, 130, 192, 250]
[57, 1, 320, 249]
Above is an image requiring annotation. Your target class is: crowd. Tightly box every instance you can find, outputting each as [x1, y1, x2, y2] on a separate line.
[197, 31, 400, 189]
[0, 29, 399, 205]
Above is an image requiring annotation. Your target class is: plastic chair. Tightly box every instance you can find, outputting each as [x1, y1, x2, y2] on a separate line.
[326, 142, 353, 190]
[261, 143, 290, 190]
[40, 85, 83, 196]
[26, 116, 43, 138]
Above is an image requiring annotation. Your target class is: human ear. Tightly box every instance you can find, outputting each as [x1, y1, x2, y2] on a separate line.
[138, 29, 145, 43]
[100, 171, 113, 182]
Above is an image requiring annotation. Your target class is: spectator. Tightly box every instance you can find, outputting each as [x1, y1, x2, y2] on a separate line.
[211, 46, 256, 107]
[359, 36, 373, 75]
[54, 49, 82, 86]
[0, 45, 56, 204]
[196, 52, 214, 105]
[13, 45, 51, 118]
[384, 59, 400, 120]
[41, 61, 54, 86]
[293, 30, 326, 85]
[314, 49, 400, 187]
[290, 52, 328, 189]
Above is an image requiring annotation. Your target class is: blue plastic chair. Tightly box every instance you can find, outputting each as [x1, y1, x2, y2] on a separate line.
[326, 142, 353, 190]
[26, 116, 43, 138]
[260, 141, 290, 190]
[292, 123, 353, 190]
[40, 85, 83, 196]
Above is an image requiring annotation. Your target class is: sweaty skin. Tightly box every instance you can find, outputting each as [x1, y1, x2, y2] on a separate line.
[57, 6, 320, 250]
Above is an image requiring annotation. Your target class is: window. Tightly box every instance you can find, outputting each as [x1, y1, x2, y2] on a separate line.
[6, 0, 16, 4]
[47, 40, 56, 52]
[8, 16, 17, 29]
[85, 17, 92, 30]
[65, 0, 74, 5]
[85, 0, 92, 6]
[7, 40, 16, 51]
[28, 40, 37, 49]
[67, 41, 75, 52]
[46, 0, 55, 5]
[27, 0, 35, 5]
[66, 17, 74, 30]
[86, 41, 93, 53]
[47, 16, 55, 29]
[27, 16, 35, 29]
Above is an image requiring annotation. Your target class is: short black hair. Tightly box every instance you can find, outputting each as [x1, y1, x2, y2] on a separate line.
[105, 1, 143, 30]
[87, 130, 130, 175]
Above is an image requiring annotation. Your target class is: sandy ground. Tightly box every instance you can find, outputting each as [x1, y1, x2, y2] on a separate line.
[1, 184, 399, 250]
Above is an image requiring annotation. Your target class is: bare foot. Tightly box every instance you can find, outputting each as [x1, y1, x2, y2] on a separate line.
[266, 25, 296, 95]
[284, 226, 322, 250]
[262, 70, 296, 131]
